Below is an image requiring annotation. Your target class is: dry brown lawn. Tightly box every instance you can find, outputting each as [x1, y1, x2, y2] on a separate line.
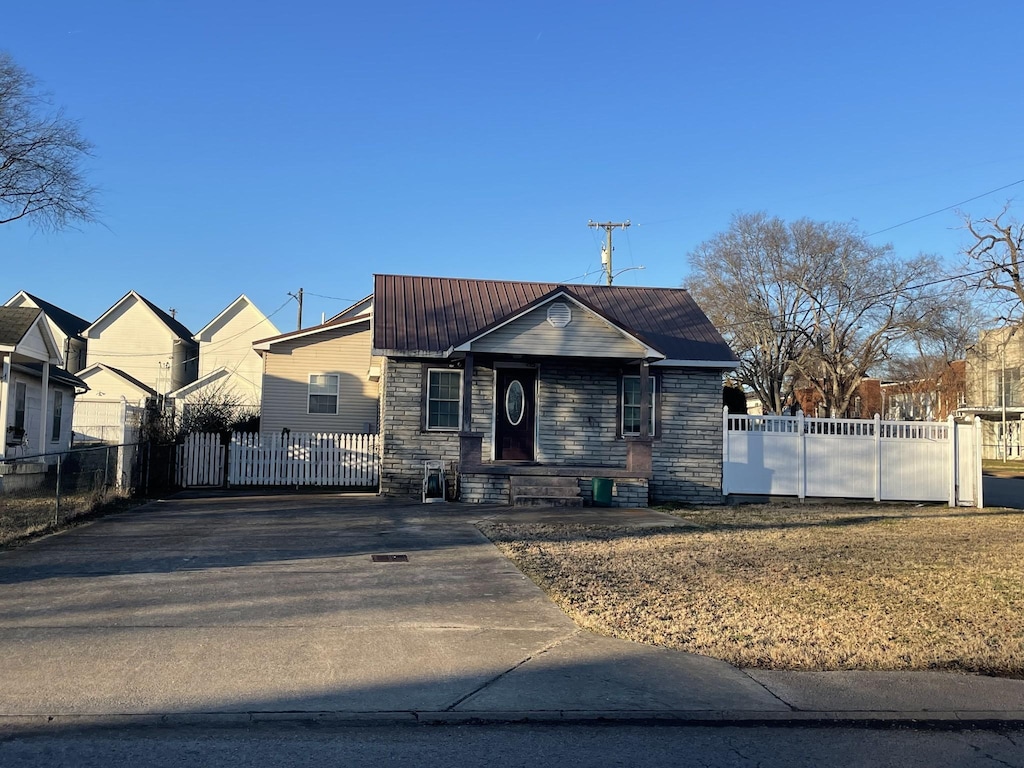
[0, 489, 130, 547]
[480, 503, 1024, 677]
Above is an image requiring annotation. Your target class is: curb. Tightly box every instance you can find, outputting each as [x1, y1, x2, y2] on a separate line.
[3, 710, 1024, 731]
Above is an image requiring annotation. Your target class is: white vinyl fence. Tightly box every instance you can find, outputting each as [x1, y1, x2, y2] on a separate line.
[723, 409, 983, 507]
[177, 432, 379, 488]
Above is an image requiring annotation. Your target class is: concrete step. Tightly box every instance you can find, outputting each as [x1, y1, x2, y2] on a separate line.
[511, 475, 583, 507]
[512, 495, 585, 508]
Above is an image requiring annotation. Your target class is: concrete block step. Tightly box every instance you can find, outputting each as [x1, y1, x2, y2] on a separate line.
[511, 476, 580, 492]
[512, 495, 585, 508]
[512, 485, 581, 500]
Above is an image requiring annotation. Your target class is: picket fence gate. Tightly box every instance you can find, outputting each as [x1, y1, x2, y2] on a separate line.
[723, 409, 984, 507]
[177, 431, 379, 488]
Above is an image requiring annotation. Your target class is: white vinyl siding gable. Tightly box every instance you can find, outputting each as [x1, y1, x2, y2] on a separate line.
[196, 300, 278, 408]
[469, 302, 647, 358]
[260, 321, 379, 436]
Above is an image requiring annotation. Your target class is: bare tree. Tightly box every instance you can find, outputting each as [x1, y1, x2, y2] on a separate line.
[0, 51, 97, 230]
[688, 212, 815, 414]
[962, 204, 1024, 325]
[689, 214, 945, 417]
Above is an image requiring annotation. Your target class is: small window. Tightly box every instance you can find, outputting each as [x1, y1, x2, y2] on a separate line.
[308, 374, 339, 414]
[427, 369, 462, 430]
[13, 382, 27, 431]
[621, 375, 655, 436]
[51, 390, 64, 442]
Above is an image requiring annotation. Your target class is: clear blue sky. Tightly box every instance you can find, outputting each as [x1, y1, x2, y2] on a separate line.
[4, 1, 1023, 334]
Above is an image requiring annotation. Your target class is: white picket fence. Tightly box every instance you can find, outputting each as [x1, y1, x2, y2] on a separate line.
[177, 431, 379, 488]
[723, 409, 983, 506]
[176, 432, 225, 488]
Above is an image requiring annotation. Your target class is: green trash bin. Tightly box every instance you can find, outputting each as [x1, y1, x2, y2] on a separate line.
[592, 477, 613, 507]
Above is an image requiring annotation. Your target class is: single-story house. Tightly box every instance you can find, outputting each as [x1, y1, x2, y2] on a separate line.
[371, 274, 738, 506]
[0, 307, 88, 482]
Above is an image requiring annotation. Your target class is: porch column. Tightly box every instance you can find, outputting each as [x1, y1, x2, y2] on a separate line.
[461, 352, 474, 432]
[38, 362, 49, 457]
[0, 353, 9, 461]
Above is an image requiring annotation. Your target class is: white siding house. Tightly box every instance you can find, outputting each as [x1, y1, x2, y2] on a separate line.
[80, 291, 198, 400]
[168, 295, 279, 414]
[4, 291, 90, 374]
[1, 308, 86, 467]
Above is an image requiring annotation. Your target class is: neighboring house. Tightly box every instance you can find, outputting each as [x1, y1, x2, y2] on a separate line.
[792, 378, 883, 419]
[79, 290, 198, 401]
[253, 305, 380, 437]
[4, 291, 90, 373]
[371, 274, 739, 506]
[168, 295, 280, 420]
[0, 307, 87, 466]
[880, 360, 965, 422]
[960, 326, 1024, 459]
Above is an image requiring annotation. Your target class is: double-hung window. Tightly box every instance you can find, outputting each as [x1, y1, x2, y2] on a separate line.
[426, 369, 462, 430]
[13, 382, 27, 431]
[621, 375, 656, 436]
[51, 390, 64, 442]
[308, 374, 339, 414]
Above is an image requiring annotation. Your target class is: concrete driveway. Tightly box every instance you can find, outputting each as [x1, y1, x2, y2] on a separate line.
[0, 493, 783, 723]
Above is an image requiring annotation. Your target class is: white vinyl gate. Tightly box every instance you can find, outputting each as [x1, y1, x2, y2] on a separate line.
[723, 410, 983, 507]
[177, 432, 379, 488]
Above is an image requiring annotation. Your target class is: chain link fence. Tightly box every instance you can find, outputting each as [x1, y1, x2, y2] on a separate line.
[0, 441, 178, 546]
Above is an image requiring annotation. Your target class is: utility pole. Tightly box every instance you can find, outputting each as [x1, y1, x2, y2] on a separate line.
[288, 288, 304, 330]
[588, 220, 630, 285]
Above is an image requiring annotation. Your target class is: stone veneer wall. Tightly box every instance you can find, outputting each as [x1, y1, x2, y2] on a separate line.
[576, 477, 649, 507]
[379, 358, 460, 498]
[380, 357, 724, 504]
[460, 473, 510, 504]
[536, 362, 628, 466]
[650, 368, 724, 503]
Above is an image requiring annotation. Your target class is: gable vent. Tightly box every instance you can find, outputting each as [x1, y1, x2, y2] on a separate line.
[546, 302, 572, 328]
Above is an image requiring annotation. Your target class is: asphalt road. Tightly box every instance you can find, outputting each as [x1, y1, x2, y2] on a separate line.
[984, 476, 1024, 508]
[1, 724, 1022, 768]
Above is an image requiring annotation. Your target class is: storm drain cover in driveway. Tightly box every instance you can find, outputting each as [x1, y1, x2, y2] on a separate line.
[371, 554, 409, 562]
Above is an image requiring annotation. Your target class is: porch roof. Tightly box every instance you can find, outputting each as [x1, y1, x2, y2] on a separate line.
[372, 274, 738, 364]
[0, 307, 62, 364]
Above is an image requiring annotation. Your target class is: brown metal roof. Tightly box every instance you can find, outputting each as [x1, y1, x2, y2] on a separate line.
[373, 274, 737, 363]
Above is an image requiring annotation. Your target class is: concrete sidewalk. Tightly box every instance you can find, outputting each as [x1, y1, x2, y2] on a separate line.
[1, 493, 1021, 730]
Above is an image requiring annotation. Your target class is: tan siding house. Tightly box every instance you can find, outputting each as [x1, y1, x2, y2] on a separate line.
[255, 314, 379, 436]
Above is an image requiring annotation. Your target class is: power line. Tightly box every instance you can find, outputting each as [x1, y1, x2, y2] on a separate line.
[713, 266, 994, 334]
[866, 178, 1024, 237]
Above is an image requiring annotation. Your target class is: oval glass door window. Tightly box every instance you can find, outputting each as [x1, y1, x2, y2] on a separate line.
[505, 380, 525, 426]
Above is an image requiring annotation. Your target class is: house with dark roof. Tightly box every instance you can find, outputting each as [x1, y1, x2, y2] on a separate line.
[371, 274, 738, 506]
[4, 291, 90, 373]
[78, 290, 199, 404]
[0, 307, 87, 473]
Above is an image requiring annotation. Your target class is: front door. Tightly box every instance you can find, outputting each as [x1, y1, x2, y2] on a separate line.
[495, 368, 536, 461]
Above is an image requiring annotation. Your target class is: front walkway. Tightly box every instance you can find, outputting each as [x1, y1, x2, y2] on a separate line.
[0, 492, 1021, 728]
